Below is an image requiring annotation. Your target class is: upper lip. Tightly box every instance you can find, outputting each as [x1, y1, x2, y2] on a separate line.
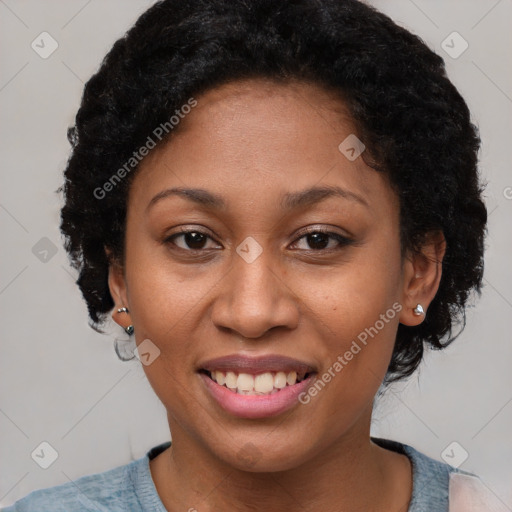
[198, 354, 316, 375]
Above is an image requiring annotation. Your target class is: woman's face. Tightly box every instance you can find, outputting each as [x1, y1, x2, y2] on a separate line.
[110, 79, 415, 471]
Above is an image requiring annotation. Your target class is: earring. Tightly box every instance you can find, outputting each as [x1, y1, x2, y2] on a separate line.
[117, 307, 134, 335]
[413, 304, 425, 316]
[114, 337, 136, 362]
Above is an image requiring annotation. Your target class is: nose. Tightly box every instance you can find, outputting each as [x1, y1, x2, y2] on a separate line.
[211, 253, 300, 339]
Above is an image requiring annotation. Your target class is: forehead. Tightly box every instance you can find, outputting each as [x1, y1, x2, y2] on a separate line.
[176, 78, 358, 158]
[192, 78, 350, 121]
[130, 78, 394, 216]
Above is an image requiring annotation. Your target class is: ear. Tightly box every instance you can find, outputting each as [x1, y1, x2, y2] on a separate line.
[106, 248, 132, 331]
[399, 230, 446, 326]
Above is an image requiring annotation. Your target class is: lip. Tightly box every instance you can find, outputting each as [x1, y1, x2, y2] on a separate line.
[198, 354, 317, 419]
[198, 354, 316, 375]
[200, 372, 315, 419]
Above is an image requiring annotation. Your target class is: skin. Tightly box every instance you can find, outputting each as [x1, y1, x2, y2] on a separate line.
[108, 79, 446, 512]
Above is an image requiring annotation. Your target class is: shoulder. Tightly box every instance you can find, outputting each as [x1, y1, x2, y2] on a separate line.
[373, 438, 507, 512]
[401, 441, 459, 510]
[373, 437, 464, 511]
[1, 450, 163, 512]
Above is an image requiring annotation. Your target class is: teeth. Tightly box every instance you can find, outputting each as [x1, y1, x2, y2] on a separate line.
[225, 371, 237, 389]
[208, 370, 308, 395]
[274, 371, 287, 388]
[215, 371, 226, 386]
[254, 372, 274, 393]
[286, 371, 297, 385]
[236, 373, 254, 391]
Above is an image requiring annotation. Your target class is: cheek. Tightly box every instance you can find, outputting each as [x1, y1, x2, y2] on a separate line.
[303, 255, 401, 335]
[115, 221, 213, 421]
[294, 242, 403, 381]
[122, 247, 212, 416]
[122, 238, 222, 373]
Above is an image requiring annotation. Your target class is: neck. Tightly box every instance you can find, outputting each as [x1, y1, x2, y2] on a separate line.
[150, 411, 412, 512]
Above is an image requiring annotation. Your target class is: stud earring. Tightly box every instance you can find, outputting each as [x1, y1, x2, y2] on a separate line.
[413, 304, 425, 316]
[117, 307, 134, 335]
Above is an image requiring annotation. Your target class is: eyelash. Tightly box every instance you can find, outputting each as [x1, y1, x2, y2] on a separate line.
[164, 227, 354, 253]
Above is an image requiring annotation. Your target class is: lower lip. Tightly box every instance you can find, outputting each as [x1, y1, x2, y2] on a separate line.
[200, 372, 315, 419]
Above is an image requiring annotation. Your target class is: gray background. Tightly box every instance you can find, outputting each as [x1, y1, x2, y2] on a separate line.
[1, 0, 511, 508]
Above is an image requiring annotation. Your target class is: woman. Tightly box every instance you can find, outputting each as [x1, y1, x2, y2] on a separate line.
[3, 0, 499, 510]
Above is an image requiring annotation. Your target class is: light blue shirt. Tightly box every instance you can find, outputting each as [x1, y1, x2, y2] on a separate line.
[2, 438, 468, 511]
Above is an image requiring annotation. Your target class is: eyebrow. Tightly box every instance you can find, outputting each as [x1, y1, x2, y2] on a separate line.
[146, 187, 225, 213]
[281, 185, 368, 209]
[146, 184, 368, 213]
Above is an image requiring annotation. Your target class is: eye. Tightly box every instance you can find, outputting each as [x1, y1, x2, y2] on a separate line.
[291, 230, 353, 251]
[166, 230, 221, 251]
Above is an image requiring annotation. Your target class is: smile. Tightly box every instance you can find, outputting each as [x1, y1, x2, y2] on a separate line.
[198, 355, 317, 419]
[203, 369, 310, 395]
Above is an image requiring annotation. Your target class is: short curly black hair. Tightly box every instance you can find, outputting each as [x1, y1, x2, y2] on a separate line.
[60, 0, 487, 383]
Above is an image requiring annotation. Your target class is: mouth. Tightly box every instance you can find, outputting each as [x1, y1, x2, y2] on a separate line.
[198, 355, 317, 419]
[200, 369, 312, 395]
